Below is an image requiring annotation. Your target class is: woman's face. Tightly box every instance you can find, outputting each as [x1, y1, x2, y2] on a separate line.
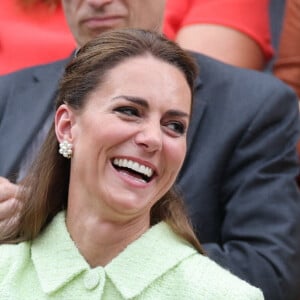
[56, 55, 191, 223]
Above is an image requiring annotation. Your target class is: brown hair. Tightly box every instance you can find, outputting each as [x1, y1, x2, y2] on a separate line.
[4, 29, 203, 254]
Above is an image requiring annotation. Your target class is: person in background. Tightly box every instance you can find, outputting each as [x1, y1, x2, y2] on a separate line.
[272, 0, 300, 186]
[0, 0, 75, 74]
[273, 0, 300, 99]
[0, 28, 264, 300]
[1, 0, 273, 74]
[0, 1, 299, 299]
[163, 0, 273, 70]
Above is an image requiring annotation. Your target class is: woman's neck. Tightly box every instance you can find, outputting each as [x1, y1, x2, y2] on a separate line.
[66, 208, 149, 268]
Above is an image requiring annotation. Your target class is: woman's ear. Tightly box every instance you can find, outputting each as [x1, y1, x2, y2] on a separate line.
[55, 104, 75, 143]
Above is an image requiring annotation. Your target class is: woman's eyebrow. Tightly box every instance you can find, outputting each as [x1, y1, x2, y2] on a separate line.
[112, 95, 190, 118]
[165, 109, 190, 119]
[112, 95, 149, 108]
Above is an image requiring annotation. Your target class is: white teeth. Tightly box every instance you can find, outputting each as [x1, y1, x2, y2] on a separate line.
[113, 158, 154, 178]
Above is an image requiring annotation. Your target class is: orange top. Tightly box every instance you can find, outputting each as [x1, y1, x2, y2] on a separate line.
[1, 0, 273, 75]
[163, 0, 273, 61]
[0, 0, 75, 74]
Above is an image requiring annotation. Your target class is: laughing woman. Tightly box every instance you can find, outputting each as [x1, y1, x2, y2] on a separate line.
[0, 29, 263, 299]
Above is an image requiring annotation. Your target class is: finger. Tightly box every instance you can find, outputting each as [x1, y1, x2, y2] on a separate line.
[0, 198, 21, 221]
[0, 177, 10, 183]
[0, 215, 20, 240]
[0, 179, 19, 203]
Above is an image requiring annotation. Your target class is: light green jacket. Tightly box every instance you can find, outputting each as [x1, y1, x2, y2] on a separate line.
[0, 212, 264, 299]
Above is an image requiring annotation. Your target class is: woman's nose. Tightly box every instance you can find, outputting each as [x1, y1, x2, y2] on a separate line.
[134, 122, 163, 152]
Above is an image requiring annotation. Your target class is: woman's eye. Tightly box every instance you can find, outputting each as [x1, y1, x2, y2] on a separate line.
[166, 121, 186, 135]
[114, 106, 139, 117]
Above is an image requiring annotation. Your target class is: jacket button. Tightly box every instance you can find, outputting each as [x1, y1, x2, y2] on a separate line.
[84, 270, 100, 290]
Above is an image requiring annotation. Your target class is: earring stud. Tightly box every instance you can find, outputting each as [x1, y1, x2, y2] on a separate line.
[59, 140, 73, 159]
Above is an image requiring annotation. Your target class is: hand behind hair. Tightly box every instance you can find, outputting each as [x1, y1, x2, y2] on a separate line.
[0, 177, 21, 239]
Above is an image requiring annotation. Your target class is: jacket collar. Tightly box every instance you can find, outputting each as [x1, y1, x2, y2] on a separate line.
[105, 221, 197, 298]
[31, 212, 89, 293]
[31, 212, 197, 298]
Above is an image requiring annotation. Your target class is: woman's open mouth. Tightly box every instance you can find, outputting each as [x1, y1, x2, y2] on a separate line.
[112, 158, 155, 183]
